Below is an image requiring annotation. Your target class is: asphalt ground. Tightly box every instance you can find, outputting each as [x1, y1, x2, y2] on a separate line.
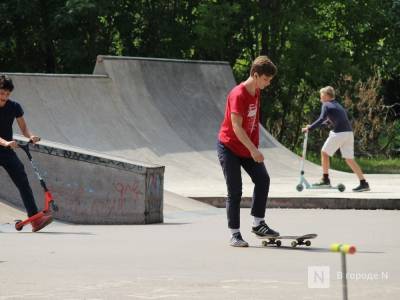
[1, 204, 399, 300]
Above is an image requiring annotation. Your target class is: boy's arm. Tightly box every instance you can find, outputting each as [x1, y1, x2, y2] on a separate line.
[16, 116, 40, 143]
[302, 105, 328, 132]
[231, 113, 264, 162]
[0, 137, 17, 148]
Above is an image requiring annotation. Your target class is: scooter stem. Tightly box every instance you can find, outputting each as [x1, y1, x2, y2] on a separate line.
[300, 131, 308, 174]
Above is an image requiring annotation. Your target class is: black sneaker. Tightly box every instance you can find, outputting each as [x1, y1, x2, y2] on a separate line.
[352, 181, 370, 192]
[312, 178, 331, 187]
[252, 221, 280, 237]
[230, 232, 249, 247]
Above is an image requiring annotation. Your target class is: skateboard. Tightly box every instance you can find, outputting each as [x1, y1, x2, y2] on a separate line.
[259, 233, 318, 248]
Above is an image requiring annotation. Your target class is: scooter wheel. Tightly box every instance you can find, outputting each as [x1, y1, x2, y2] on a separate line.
[296, 184, 304, 192]
[15, 221, 23, 231]
[338, 184, 345, 192]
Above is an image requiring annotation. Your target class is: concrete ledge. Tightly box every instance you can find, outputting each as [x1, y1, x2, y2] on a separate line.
[0, 138, 165, 224]
[193, 197, 400, 210]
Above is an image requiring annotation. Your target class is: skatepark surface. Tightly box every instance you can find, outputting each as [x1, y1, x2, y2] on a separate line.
[4, 56, 400, 207]
[1, 205, 399, 299]
[1, 56, 399, 298]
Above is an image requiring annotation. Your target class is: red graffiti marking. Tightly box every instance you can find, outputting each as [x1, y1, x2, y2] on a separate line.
[113, 180, 143, 202]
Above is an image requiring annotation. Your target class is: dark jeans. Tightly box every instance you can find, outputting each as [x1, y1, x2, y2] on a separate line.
[0, 150, 38, 217]
[217, 141, 270, 229]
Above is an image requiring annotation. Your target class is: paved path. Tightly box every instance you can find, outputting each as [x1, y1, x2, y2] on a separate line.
[1, 205, 399, 299]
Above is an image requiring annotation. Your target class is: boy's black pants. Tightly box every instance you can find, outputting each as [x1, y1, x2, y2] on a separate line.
[0, 150, 38, 217]
[217, 141, 270, 229]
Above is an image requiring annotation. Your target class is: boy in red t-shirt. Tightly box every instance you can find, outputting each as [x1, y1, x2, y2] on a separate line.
[218, 56, 279, 247]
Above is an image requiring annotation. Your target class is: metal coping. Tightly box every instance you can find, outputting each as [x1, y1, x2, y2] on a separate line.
[14, 137, 164, 174]
[4, 73, 109, 78]
[3, 55, 230, 78]
[97, 55, 230, 65]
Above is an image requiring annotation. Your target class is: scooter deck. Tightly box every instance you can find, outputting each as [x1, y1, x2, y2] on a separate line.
[297, 177, 345, 192]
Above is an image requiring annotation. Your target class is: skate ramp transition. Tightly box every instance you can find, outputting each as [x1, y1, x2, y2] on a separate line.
[5, 56, 312, 198]
[0, 137, 164, 224]
[4, 55, 399, 210]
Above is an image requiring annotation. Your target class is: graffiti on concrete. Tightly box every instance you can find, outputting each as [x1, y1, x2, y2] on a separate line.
[113, 179, 144, 203]
[146, 172, 163, 201]
[8, 138, 164, 223]
[18, 141, 150, 173]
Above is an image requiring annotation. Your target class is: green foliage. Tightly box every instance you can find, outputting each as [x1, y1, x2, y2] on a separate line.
[193, 2, 241, 60]
[0, 0, 399, 158]
[304, 151, 400, 174]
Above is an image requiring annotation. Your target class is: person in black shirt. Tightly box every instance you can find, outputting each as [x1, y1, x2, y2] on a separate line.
[0, 75, 53, 231]
[302, 86, 370, 192]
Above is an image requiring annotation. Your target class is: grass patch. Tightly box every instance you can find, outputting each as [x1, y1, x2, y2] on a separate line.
[305, 152, 400, 174]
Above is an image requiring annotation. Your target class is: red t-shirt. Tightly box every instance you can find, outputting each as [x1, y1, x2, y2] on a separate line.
[218, 83, 260, 157]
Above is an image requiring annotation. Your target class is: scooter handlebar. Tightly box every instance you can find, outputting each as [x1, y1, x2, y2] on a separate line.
[17, 137, 41, 146]
[27, 137, 41, 144]
[17, 137, 41, 159]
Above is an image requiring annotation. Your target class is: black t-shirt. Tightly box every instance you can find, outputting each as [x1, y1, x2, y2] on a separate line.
[0, 99, 24, 152]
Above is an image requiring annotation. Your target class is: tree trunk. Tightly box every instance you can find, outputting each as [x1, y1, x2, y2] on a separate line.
[39, 0, 56, 73]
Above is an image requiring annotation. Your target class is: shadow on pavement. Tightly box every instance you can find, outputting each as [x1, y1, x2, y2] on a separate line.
[251, 245, 385, 254]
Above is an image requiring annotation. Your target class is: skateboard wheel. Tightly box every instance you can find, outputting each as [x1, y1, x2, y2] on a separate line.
[338, 184, 345, 192]
[15, 221, 23, 231]
[296, 184, 304, 192]
[276, 240, 282, 247]
[305, 240, 311, 246]
[262, 241, 268, 247]
[291, 241, 297, 248]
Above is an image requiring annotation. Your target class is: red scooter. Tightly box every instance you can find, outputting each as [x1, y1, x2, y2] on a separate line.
[14, 139, 58, 231]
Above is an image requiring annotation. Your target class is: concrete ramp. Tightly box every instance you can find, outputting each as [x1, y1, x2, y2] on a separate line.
[4, 56, 400, 208]
[6, 56, 313, 198]
[0, 137, 164, 224]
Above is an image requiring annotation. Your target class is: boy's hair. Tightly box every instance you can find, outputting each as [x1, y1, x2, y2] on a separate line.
[320, 86, 335, 99]
[0, 75, 14, 92]
[250, 56, 277, 77]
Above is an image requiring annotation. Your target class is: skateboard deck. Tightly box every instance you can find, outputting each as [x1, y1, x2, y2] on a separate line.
[258, 233, 317, 248]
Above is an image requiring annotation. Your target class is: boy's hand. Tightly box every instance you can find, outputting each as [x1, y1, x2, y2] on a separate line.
[29, 136, 41, 143]
[5, 141, 17, 149]
[302, 125, 310, 133]
[251, 149, 264, 163]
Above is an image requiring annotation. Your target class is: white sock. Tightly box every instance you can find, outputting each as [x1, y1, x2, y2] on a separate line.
[253, 217, 264, 227]
[230, 228, 240, 236]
